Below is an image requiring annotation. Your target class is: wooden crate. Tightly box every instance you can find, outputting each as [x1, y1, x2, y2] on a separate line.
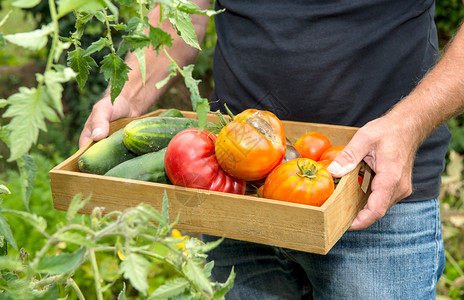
[49, 110, 371, 255]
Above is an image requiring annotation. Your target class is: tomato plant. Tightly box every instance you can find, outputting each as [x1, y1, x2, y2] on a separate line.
[320, 145, 345, 162]
[165, 128, 246, 194]
[294, 132, 332, 161]
[263, 158, 334, 207]
[215, 109, 286, 181]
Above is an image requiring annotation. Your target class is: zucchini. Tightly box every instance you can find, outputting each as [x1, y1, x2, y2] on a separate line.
[104, 148, 169, 183]
[78, 128, 136, 175]
[123, 117, 199, 155]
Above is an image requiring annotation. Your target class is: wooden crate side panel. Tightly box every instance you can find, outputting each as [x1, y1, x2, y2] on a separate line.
[50, 170, 329, 253]
[324, 164, 370, 249]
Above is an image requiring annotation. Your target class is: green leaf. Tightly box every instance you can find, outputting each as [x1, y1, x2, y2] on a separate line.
[33, 283, 59, 300]
[195, 237, 224, 254]
[2, 87, 59, 161]
[168, 11, 200, 50]
[0, 185, 10, 196]
[17, 154, 37, 210]
[183, 260, 213, 296]
[134, 204, 165, 226]
[57, 0, 105, 18]
[82, 37, 110, 57]
[100, 53, 131, 103]
[0, 236, 7, 256]
[53, 40, 71, 63]
[0, 11, 12, 28]
[123, 33, 151, 50]
[120, 253, 150, 296]
[12, 0, 41, 8]
[182, 65, 209, 131]
[161, 191, 169, 225]
[2, 209, 46, 233]
[0, 33, 5, 49]
[56, 232, 98, 248]
[66, 194, 91, 224]
[0, 214, 18, 251]
[67, 48, 97, 89]
[155, 64, 177, 89]
[148, 277, 189, 299]
[36, 248, 86, 275]
[117, 282, 126, 300]
[0, 256, 24, 272]
[213, 267, 235, 299]
[177, 0, 224, 17]
[149, 26, 173, 52]
[42, 67, 76, 118]
[4, 24, 53, 51]
[134, 47, 147, 85]
[126, 17, 142, 32]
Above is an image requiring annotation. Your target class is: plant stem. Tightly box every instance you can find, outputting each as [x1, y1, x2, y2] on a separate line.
[46, 0, 60, 73]
[104, 10, 116, 54]
[89, 248, 104, 300]
[68, 278, 86, 300]
[162, 46, 184, 75]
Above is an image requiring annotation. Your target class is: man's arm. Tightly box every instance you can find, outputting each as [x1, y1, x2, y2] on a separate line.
[79, 0, 210, 147]
[328, 24, 464, 230]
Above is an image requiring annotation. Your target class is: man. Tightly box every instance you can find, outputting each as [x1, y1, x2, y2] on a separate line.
[80, 0, 464, 298]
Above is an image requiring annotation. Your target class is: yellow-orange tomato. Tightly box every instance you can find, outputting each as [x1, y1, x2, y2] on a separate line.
[215, 109, 286, 181]
[294, 132, 332, 161]
[263, 158, 334, 207]
[320, 145, 345, 162]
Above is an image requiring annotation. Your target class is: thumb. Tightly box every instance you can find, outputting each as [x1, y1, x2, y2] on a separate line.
[327, 132, 370, 178]
[78, 98, 114, 148]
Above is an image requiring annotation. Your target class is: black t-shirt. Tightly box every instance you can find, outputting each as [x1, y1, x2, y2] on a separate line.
[210, 0, 451, 202]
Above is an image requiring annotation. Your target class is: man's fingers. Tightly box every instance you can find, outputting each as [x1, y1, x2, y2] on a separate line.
[349, 191, 390, 230]
[78, 98, 114, 148]
[327, 130, 371, 178]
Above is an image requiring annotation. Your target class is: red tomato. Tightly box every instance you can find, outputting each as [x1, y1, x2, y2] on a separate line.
[164, 128, 246, 194]
[215, 109, 286, 181]
[294, 132, 332, 161]
[263, 158, 334, 207]
[320, 145, 345, 162]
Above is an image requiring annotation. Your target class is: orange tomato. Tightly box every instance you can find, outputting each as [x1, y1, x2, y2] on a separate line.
[320, 145, 345, 161]
[294, 132, 331, 161]
[317, 159, 332, 169]
[215, 109, 286, 181]
[263, 158, 335, 207]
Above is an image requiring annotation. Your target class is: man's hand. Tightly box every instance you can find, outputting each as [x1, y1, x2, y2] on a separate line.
[79, 95, 139, 148]
[327, 115, 416, 230]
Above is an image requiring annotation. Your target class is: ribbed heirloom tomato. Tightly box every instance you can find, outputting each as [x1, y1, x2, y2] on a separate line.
[263, 158, 335, 207]
[215, 109, 286, 181]
[164, 128, 246, 194]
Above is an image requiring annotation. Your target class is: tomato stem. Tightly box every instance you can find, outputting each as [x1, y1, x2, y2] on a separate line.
[296, 160, 318, 180]
[224, 103, 235, 121]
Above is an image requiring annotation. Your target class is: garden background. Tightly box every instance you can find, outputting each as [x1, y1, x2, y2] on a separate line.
[0, 0, 464, 299]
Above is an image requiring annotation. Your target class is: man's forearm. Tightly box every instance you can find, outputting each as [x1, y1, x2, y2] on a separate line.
[386, 24, 464, 147]
[112, 1, 210, 114]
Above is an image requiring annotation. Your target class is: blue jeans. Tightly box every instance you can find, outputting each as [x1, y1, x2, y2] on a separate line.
[203, 199, 445, 299]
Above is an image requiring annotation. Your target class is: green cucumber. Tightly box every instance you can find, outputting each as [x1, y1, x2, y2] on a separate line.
[104, 148, 169, 183]
[123, 117, 199, 155]
[158, 108, 184, 118]
[78, 128, 136, 175]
